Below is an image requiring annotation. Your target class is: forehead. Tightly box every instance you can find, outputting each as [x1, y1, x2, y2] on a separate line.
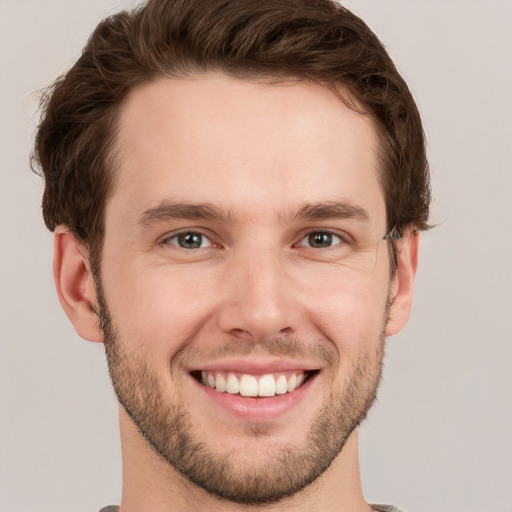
[110, 74, 384, 228]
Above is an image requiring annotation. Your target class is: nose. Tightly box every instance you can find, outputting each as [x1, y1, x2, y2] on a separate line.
[216, 249, 301, 343]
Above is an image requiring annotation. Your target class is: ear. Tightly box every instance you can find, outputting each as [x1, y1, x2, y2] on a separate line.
[53, 227, 104, 343]
[385, 229, 420, 337]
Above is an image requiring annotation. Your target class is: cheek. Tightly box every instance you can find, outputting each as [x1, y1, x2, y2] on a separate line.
[101, 259, 225, 350]
[101, 246, 391, 360]
[302, 272, 389, 353]
[303, 277, 389, 392]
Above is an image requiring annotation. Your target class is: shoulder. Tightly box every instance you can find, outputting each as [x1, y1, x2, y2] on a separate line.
[372, 505, 407, 512]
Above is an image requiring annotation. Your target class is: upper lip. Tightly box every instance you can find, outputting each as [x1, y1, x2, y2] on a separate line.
[187, 357, 320, 375]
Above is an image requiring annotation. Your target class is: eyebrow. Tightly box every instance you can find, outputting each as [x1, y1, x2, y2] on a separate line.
[288, 200, 370, 223]
[137, 199, 370, 227]
[138, 201, 232, 227]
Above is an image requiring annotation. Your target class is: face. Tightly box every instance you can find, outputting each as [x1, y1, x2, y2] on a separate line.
[96, 75, 397, 504]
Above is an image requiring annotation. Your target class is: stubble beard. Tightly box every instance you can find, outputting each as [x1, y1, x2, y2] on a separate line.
[95, 278, 388, 505]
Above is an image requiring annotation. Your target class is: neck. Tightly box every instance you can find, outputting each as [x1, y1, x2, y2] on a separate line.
[118, 407, 371, 512]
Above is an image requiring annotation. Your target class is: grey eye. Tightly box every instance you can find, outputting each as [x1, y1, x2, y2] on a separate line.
[168, 232, 211, 249]
[299, 232, 343, 248]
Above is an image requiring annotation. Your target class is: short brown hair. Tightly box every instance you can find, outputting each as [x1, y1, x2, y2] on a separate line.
[32, 0, 430, 268]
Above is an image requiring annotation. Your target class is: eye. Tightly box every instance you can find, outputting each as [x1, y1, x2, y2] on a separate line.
[165, 231, 213, 249]
[298, 231, 344, 249]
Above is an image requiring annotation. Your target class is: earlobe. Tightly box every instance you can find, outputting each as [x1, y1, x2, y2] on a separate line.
[53, 227, 104, 343]
[385, 229, 420, 337]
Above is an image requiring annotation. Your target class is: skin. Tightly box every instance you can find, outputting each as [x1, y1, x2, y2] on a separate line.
[53, 74, 419, 511]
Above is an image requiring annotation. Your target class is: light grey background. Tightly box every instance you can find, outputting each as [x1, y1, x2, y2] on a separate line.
[1, 1, 511, 511]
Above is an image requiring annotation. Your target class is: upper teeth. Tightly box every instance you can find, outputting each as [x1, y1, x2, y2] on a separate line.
[201, 371, 306, 397]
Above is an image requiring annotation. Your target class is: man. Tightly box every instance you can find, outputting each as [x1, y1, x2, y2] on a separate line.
[32, 0, 430, 510]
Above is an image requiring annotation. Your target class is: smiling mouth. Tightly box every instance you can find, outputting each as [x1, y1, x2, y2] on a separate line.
[191, 370, 318, 398]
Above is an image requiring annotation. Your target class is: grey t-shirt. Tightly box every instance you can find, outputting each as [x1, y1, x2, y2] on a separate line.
[99, 505, 405, 511]
[373, 506, 406, 512]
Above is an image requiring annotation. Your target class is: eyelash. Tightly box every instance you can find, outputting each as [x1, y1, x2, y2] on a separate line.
[161, 231, 217, 250]
[294, 231, 349, 249]
[160, 229, 351, 250]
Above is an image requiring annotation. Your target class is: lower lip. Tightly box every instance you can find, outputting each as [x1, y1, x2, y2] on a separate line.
[193, 374, 316, 421]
